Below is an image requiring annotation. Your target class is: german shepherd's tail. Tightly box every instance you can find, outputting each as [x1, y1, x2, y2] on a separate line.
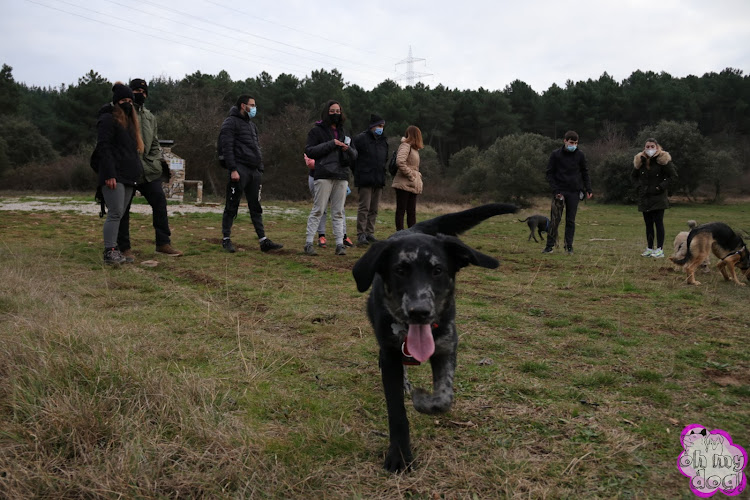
[412, 203, 518, 237]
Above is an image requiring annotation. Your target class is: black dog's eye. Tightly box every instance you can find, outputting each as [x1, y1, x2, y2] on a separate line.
[394, 264, 408, 276]
[432, 266, 443, 276]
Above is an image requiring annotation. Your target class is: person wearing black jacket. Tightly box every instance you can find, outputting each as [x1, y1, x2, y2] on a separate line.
[352, 114, 388, 246]
[96, 82, 144, 265]
[219, 94, 282, 253]
[542, 130, 593, 255]
[303, 100, 358, 256]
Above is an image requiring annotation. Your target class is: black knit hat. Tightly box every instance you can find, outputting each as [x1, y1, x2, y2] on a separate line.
[368, 114, 385, 128]
[129, 78, 148, 94]
[112, 82, 134, 103]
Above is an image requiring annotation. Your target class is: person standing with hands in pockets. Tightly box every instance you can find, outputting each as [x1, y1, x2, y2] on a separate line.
[392, 125, 424, 231]
[542, 130, 592, 255]
[633, 138, 677, 258]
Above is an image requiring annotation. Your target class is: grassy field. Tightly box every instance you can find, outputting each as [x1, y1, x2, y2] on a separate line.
[1, 194, 748, 499]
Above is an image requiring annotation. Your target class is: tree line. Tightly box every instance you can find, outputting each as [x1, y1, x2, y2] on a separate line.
[1, 63, 748, 203]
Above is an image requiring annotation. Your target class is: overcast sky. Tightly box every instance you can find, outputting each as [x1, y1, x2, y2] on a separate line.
[2, 0, 749, 94]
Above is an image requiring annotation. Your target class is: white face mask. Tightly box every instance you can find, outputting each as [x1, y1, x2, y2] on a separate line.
[645, 149, 657, 157]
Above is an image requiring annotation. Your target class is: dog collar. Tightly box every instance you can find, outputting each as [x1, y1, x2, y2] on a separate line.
[721, 247, 745, 261]
[401, 323, 438, 366]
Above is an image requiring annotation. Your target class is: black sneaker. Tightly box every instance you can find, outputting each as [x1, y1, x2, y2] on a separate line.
[260, 239, 283, 252]
[304, 243, 318, 256]
[357, 234, 369, 246]
[222, 238, 236, 253]
[541, 247, 554, 254]
[366, 234, 378, 243]
[103, 247, 126, 266]
[343, 235, 354, 247]
[565, 246, 574, 255]
[335, 244, 347, 255]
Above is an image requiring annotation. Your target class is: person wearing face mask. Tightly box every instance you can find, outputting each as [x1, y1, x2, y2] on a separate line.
[352, 114, 388, 246]
[95, 82, 144, 265]
[542, 130, 593, 255]
[632, 138, 677, 258]
[219, 94, 283, 253]
[114, 78, 183, 261]
[303, 100, 358, 256]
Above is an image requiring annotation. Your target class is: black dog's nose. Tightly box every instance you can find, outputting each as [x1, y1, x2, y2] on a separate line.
[407, 302, 432, 324]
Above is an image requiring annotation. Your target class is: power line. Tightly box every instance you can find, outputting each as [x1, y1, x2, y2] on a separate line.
[396, 46, 432, 87]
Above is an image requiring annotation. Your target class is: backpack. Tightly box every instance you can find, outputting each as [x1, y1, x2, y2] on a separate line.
[388, 150, 398, 176]
[389, 144, 411, 176]
[217, 133, 227, 169]
[89, 145, 106, 218]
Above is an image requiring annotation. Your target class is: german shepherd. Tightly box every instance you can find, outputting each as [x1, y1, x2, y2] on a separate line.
[669, 222, 750, 286]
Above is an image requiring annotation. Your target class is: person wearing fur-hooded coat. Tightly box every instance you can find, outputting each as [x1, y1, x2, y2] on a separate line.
[632, 138, 677, 258]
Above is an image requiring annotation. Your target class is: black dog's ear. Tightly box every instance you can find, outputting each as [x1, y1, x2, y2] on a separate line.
[352, 241, 390, 292]
[441, 235, 499, 270]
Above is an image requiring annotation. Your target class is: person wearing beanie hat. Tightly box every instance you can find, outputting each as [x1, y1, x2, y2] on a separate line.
[115, 78, 183, 260]
[95, 81, 145, 265]
[352, 113, 388, 246]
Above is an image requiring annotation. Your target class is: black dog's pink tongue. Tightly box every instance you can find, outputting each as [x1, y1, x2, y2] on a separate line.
[406, 324, 434, 362]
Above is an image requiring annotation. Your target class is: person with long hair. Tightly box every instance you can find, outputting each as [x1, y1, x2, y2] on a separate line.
[96, 82, 144, 265]
[303, 100, 358, 256]
[633, 138, 677, 258]
[392, 125, 424, 230]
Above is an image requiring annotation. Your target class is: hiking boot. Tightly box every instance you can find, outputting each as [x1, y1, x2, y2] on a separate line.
[222, 238, 236, 253]
[357, 234, 369, 246]
[121, 249, 135, 263]
[103, 247, 126, 266]
[156, 244, 183, 257]
[260, 239, 283, 252]
[304, 243, 318, 256]
[366, 234, 378, 243]
[318, 235, 327, 248]
[335, 244, 347, 255]
[651, 248, 664, 258]
[542, 247, 554, 254]
[343, 235, 354, 247]
[641, 248, 654, 257]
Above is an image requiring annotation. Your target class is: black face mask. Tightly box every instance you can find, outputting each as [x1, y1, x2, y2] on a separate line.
[119, 102, 133, 115]
[133, 93, 146, 106]
[329, 113, 342, 125]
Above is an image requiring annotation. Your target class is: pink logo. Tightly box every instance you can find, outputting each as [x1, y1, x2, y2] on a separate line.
[678, 424, 747, 497]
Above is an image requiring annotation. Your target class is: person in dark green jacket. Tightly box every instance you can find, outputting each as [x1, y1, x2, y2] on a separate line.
[632, 138, 677, 259]
[116, 78, 183, 260]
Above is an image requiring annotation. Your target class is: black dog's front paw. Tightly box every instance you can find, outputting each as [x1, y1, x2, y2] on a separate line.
[384, 444, 413, 473]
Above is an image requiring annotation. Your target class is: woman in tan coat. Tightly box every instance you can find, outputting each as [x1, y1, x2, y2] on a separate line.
[392, 125, 424, 230]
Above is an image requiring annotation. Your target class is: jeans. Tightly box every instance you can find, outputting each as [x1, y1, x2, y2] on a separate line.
[395, 188, 418, 231]
[306, 178, 347, 245]
[102, 183, 134, 249]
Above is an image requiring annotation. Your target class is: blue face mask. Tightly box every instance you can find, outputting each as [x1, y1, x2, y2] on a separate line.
[373, 127, 383, 136]
[246, 105, 257, 118]
[566, 144, 577, 152]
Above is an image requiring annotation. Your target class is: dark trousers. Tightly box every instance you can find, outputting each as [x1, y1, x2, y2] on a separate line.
[222, 165, 265, 239]
[642, 209, 665, 249]
[545, 191, 580, 249]
[117, 179, 171, 251]
[395, 188, 418, 231]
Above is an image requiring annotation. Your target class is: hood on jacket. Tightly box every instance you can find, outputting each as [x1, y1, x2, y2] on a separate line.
[634, 150, 672, 168]
[97, 102, 114, 117]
